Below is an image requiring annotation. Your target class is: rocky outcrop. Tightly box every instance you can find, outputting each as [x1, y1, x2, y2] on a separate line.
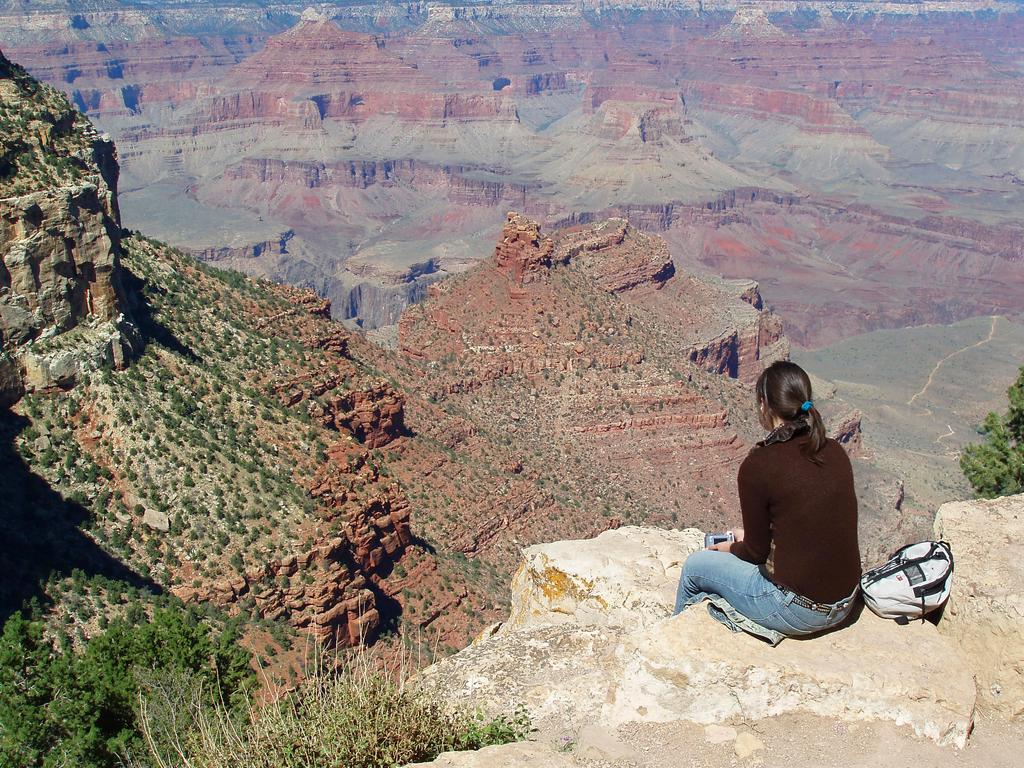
[506, 527, 701, 632]
[831, 409, 864, 453]
[189, 230, 294, 263]
[0, 352, 21, 407]
[1, 53, 135, 403]
[276, 373, 406, 449]
[173, 535, 381, 647]
[267, 283, 407, 447]
[686, 308, 788, 383]
[310, 448, 413, 575]
[494, 212, 557, 286]
[339, 275, 439, 329]
[712, 7, 787, 41]
[333, 385, 406, 449]
[222, 157, 530, 209]
[174, 443, 412, 646]
[556, 217, 674, 293]
[419, 526, 982, 753]
[0, 181, 129, 329]
[934, 493, 1024, 720]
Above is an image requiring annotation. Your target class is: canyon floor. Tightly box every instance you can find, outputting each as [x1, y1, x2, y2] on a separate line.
[796, 314, 1024, 510]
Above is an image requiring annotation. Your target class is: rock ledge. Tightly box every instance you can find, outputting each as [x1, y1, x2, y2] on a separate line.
[418, 525, 979, 758]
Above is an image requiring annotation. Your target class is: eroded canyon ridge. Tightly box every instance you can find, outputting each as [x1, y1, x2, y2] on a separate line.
[4, 0, 1024, 345]
[3, 46, 914, 673]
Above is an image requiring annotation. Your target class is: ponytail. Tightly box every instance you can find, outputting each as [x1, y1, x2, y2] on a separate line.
[803, 404, 827, 465]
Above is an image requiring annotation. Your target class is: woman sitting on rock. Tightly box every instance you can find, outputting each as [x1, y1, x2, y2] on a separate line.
[674, 360, 861, 645]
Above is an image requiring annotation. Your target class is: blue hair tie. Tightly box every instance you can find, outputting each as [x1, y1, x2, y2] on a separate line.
[801, 400, 814, 412]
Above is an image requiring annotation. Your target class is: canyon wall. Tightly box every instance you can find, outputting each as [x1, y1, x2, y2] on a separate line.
[1, 52, 136, 406]
[7, 5, 1024, 339]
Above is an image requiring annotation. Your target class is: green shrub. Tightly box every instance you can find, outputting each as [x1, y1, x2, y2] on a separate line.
[961, 364, 1024, 498]
[0, 606, 253, 768]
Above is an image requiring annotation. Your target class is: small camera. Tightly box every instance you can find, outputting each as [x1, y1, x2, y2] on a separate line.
[704, 531, 736, 548]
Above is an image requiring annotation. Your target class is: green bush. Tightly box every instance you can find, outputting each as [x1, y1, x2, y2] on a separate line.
[961, 365, 1024, 498]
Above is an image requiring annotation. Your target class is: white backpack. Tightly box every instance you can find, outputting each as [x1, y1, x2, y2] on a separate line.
[860, 541, 954, 624]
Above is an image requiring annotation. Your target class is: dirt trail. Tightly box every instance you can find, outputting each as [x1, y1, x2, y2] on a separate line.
[907, 315, 999, 409]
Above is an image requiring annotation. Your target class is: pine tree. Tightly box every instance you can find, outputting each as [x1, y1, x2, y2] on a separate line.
[0, 606, 253, 768]
[0, 612, 69, 767]
[960, 365, 1024, 498]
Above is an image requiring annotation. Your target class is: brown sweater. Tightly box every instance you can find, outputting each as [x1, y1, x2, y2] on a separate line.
[729, 434, 862, 604]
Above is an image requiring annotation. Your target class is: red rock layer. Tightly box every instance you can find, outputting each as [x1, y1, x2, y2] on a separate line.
[171, 287, 412, 647]
[216, 158, 530, 213]
[397, 213, 786, 538]
[12, 11, 1023, 343]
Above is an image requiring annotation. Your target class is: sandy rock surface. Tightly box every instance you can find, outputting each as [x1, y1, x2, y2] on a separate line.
[934, 492, 1024, 720]
[620, 606, 973, 746]
[408, 715, 1024, 768]
[421, 605, 974, 748]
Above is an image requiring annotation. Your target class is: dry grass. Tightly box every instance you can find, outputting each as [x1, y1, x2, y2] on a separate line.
[136, 640, 530, 768]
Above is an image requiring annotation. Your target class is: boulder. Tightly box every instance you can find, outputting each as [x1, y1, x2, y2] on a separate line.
[420, 608, 974, 749]
[934, 493, 1024, 720]
[618, 606, 974, 748]
[507, 526, 703, 631]
[142, 507, 170, 532]
[419, 526, 977, 749]
[0, 302, 39, 346]
[22, 348, 81, 390]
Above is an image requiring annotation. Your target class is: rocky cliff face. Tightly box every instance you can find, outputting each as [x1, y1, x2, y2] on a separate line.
[174, 435, 413, 646]
[401, 212, 786, 385]
[0, 51, 135, 407]
[413, 492, 1024, 765]
[0, 60, 420, 646]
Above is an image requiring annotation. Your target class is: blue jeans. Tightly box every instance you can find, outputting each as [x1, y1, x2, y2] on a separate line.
[674, 550, 857, 646]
